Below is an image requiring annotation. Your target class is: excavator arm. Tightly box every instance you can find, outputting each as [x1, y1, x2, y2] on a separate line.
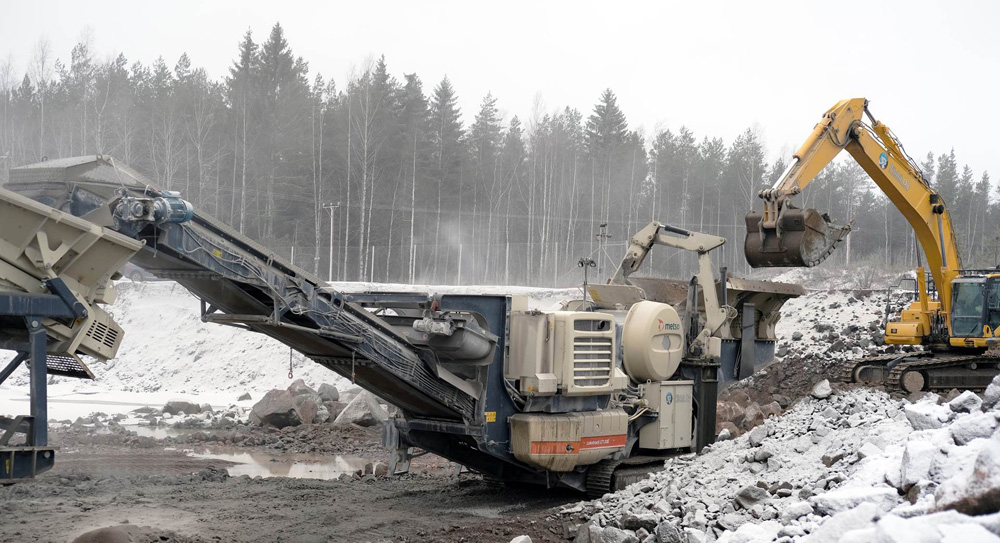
[745, 98, 962, 311]
[611, 221, 729, 358]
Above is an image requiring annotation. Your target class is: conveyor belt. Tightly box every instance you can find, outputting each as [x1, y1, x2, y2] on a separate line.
[5, 156, 478, 423]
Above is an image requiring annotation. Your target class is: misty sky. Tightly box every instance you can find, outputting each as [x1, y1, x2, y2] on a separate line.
[2, 0, 999, 182]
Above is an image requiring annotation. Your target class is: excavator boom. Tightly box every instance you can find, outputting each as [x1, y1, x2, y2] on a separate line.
[744, 98, 962, 309]
[744, 99, 1000, 394]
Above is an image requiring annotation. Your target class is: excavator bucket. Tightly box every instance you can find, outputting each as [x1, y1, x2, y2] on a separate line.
[744, 207, 850, 267]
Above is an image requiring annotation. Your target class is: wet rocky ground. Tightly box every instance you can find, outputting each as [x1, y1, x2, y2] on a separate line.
[2, 415, 572, 543]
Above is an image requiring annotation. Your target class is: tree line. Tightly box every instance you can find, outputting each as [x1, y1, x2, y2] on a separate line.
[1, 23, 997, 287]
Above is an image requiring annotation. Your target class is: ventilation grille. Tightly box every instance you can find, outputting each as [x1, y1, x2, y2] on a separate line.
[46, 354, 94, 379]
[86, 319, 119, 349]
[573, 336, 613, 387]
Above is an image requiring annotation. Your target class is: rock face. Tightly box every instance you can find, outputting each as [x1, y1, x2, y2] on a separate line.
[249, 389, 300, 429]
[162, 400, 203, 416]
[334, 390, 388, 427]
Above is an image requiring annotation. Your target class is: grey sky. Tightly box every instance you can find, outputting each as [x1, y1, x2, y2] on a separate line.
[2, 0, 998, 182]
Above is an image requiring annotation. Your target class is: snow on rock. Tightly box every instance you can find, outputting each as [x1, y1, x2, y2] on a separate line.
[948, 390, 984, 413]
[904, 400, 952, 430]
[949, 413, 999, 445]
[935, 439, 1000, 515]
[564, 387, 1000, 543]
[810, 380, 832, 400]
[984, 373, 1000, 411]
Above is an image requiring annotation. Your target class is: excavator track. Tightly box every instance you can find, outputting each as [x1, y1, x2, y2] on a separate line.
[585, 456, 670, 499]
[837, 351, 1000, 393]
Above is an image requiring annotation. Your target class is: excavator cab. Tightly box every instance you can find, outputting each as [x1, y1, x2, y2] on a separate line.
[744, 203, 851, 268]
[951, 275, 1000, 340]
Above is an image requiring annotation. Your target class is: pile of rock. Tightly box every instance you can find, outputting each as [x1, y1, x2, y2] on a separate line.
[716, 388, 784, 438]
[249, 379, 344, 428]
[559, 374, 1000, 543]
[247, 380, 392, 429]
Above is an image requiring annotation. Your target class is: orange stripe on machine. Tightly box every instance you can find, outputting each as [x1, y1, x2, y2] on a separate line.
[528, 434, 627, 455]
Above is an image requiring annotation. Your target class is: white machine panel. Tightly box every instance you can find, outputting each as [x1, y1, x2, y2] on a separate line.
[639, 380, 694, 450]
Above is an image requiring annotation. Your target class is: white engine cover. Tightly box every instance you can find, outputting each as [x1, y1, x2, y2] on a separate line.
[622, 301, 685, 382]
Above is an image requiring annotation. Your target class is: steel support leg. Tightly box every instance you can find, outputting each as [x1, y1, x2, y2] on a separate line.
[695, 365, 718, 453]
[26, 317, 46, 446]
[0, 352, 27, 386]
[738, 303, 756, 380]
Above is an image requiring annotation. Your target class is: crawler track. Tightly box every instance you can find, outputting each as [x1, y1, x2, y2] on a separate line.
[585, 455, 671, 499]
[838, 351, 1000, 393]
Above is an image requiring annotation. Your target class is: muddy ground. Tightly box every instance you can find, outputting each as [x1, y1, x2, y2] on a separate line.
[0, 424, 572, 543]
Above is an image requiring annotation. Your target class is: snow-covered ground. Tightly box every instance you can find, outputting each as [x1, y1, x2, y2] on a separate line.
[562, 384, 1000, 543]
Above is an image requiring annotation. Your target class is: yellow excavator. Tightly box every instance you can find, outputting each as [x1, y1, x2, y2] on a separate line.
[745, 98, 1000, 393]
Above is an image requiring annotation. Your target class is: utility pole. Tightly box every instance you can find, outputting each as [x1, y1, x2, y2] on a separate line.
[578, 257, 596, 307]
[322, 202, 340, 282]
[595, 223, 612, 278]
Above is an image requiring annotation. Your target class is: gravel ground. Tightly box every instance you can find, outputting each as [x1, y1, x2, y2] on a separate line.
[1, 422, 570, 543]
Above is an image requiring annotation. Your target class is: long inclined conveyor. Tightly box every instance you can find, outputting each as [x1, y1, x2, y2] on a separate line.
[4, 156, 477, 424]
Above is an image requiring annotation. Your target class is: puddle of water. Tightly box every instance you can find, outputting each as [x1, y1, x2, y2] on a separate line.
[186, 450, 371, 480]
[123, 425, 202, 439]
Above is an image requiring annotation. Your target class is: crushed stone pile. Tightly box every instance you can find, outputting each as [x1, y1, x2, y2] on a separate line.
[559, 376, 1000, 543]
[717, 289, 915, 436]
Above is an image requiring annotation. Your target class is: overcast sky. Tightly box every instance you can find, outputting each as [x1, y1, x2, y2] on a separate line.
[2, 0, 998, 181]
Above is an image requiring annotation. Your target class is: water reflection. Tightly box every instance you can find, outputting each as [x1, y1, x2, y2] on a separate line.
[125, 425, 201, 439]
[186, 449, 371, 480]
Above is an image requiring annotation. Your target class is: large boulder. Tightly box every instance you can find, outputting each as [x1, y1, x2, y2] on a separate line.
[949, 412, 998, 445]
[935, 439, 1000, 514]
[250, 389, 300, 429]
[162, 400, 202, 416]
[760, 401, 782, 419]
[901, 440, 938, 489]
[810, 486, 899, 515]
[801, 503, 879, 543]
[324, 401, 347, 421]
[984, 373, 1000, 410]
[716, 401, 746, 429]
[947, 390, 983, 413]
[734, 485, 770, 509]
[333, 390, 388, 427]
[903, 401, 949, 430]
[293, 395, 330, 425]
[811, 379, 832, 400]
[287, 378, 317, 397]
[318, 383, 340, 402]
[741, 403, 765, 431]
[716, 421, 739, 440]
